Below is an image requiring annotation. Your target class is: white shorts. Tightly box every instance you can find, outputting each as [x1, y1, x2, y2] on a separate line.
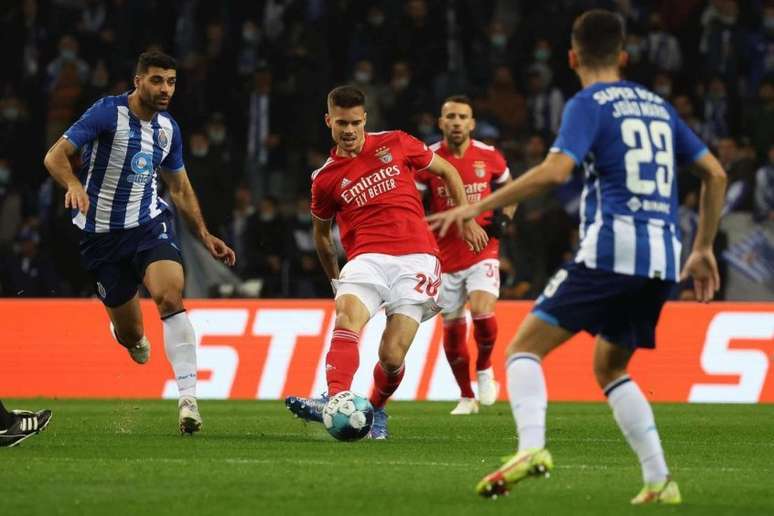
[333, 253, 442, 323]
[438, 258, 501, 315]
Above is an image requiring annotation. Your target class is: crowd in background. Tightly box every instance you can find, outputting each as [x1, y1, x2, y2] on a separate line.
[0, 0, 772, 300]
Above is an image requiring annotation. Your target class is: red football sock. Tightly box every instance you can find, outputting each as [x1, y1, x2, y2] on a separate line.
[473, 313, 497, 371]
[369, 362, 405, 409]
[443, 317, 475, 398]
[325, 328, 360, 395]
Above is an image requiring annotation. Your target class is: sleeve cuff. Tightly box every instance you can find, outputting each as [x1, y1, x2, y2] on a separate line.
[415, 153, 435, 172]
[493, 168, 510, 184]
[549, 147, 580, 165]
[691, 147, 709, 162]
[311, 212, 333, 222]
[62, 134, 82, 149]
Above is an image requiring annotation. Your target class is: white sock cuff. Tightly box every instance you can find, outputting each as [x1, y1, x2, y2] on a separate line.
[506, 352, 541, 368]
[603, 375, 632, 399]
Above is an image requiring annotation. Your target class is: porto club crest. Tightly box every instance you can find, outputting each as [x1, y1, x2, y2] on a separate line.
[158, 128, 169, 148]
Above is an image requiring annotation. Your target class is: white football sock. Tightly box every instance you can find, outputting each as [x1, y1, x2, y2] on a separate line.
[506, 352, 547, 451]
[605, 376, 669, 484]
[162, 311, 197, 398]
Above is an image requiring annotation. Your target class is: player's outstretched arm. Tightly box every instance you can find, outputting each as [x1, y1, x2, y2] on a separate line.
[425, 154, 489, 252]
[312, 216, 340, 289]
[160, 169, 236, 266]
[680, 152, 727, 302]
[428, 152, 574, 238]
[43, 138, 89, 214]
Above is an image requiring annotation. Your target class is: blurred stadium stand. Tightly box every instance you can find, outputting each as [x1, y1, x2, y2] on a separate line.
[0, 0, 772, 300]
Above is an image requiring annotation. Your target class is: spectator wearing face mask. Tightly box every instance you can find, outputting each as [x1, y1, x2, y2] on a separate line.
[746, 3, 774, 96]
[475, 65, 527, 139]
[224, 185, 255, 277]
[525, 64, 564, 137]
[415, 111, 442, 145]
[717, 136, 757, 212]
[651, 71, 675, 101]
[45, 34, 90, 146]
[702, 77, 732, 146]
[622, 31, 655, 85]
[185, 131, 233, 238]
[237, 20, 263, 79]
[350, 59, 385, 131]
[244, 196, 288, 297]
[700, 0, 744, 84]
[673, 94, 706, 138]
[744, 78, 774, 159]
[393, 0, 445, 86]
[206, 112, 236, 171]
[349, 5, 393, 77]
[646, 13, 683, 72]
[79, 59, 111, 107]
[0, 95, 39, 189]
[286, 196, 329, 298]
[479, 20, 516, 82]
[380, 60, 427, 131]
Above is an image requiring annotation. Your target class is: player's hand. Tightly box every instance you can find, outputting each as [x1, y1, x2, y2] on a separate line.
[64, 181, 89, 214]
[203, 233, 236, 267]
[427, 204, 480, 239]
[680, 248, 720, 303]
[462, 220, 489, 253]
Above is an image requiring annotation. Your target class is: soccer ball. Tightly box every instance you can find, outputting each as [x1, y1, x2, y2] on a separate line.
[322, 391, 374, 441]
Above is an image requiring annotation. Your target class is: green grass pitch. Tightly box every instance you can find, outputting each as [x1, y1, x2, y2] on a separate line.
[1, 400, 772, 516]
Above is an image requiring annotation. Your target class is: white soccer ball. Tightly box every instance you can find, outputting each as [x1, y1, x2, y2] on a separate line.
[322, 391, 374, 441]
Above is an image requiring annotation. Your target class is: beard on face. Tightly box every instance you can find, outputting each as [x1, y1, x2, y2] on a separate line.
[139, 86, 170, 112]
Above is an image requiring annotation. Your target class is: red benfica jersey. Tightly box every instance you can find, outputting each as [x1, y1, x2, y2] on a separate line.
[417, 139, 510, 273]
[311, 131, 439, 260]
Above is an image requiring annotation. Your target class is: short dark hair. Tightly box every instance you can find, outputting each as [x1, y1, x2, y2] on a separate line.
[327, 85, 365, 111]
[571, 9, 624, 69]
[443, 94, 473, 107]
[136, 50, 177, 75]
[442, 94, 474, 115]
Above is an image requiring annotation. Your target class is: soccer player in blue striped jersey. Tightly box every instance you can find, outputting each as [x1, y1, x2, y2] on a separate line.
[429, 10, 726, 504]
[43, 51, 236, 434]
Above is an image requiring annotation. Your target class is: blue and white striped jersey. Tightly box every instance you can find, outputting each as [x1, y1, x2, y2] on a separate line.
[63, 93, 185, 233]
[550, 80, 708, 281]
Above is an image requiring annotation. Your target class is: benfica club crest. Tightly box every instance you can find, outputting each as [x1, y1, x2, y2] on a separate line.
[375, 146, 393, 164]
[474, 160, 486, 178]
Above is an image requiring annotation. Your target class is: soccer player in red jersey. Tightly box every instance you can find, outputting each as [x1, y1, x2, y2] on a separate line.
[285, 85, 488, 439]
[416, 96, 515, 415]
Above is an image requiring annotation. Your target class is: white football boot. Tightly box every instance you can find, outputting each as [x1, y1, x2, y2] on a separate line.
[450, 398, 480, 415]
[178, 396, 202, 435]
[109, 323, 150, 364]
[477, 367, 500, 406]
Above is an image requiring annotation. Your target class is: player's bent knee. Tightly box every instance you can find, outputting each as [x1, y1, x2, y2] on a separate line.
[442, 306, 466, 320]
[377, 343, 407, 371]
[152, 290, 183, 316]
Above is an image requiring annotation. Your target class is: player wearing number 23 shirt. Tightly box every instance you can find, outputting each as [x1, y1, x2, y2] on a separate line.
[427, 10, 726, 501]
